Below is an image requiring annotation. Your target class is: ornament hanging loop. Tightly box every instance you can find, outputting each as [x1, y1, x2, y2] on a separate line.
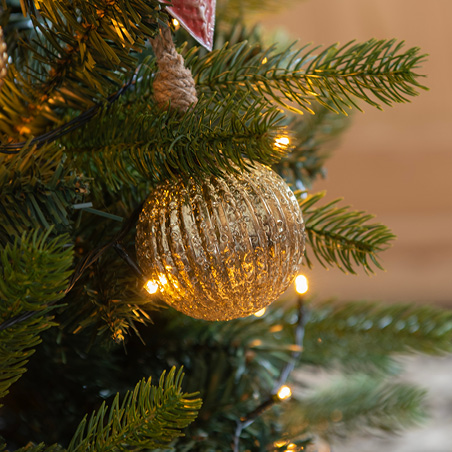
[150, 26, 198, 112]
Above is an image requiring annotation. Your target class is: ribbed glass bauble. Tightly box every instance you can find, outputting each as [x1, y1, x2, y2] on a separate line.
[136, 163, 305, 321]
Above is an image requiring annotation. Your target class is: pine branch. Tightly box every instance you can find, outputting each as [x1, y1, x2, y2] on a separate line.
[0, 144, 85, 245]
[62, 94, 287, 189]
[0, 229, 73, 316]
[0, 228, 73, 404]
[0, 0, 163, 139]
[160, 307, 304, 417]
[0, 315, 55, 406]
[67, 367, 201, 452]
[274, 104, 351, 188]
[10, 443, 64, 452]
[303, 300, 452, 372]
[284, 375, 426, 439]
[189, 39, 427, 115]
[299, 192, 395, 274]
[63, 252, 161, 342]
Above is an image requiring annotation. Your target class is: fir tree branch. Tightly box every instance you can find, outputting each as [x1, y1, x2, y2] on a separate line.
[189, 39, 427, 115]
[299, 192, 396, 274]
[0, 80, 133, 154]
[274, 104, 351, 189]
[67, 367, 201, 452]
[0, 144, 85, 245]
[0, 0, 163, 139]
[284, 375, 426, 439]
[233, 299, 307, 452]
[62, 94, 287, 188]
[0, 229, 73, 317]
[11, 443, 64, 452]
[303, 300, 452, 372]
[0, 315, 55, 405]
[0, 229, 73, 404]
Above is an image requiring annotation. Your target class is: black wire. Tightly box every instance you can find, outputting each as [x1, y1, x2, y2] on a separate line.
[0, 80, 133, 155]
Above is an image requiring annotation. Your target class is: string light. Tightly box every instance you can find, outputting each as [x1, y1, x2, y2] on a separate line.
[172, 18, 180, 29]
[276, 385, 292, 401]
[145, 280, 159, 294]
[254, 307, 266, 317]
[274, 136, 290, 149]
[262, 57, 268, 64]
[295, 274, 308, 295]
[234, 277, 306, 451]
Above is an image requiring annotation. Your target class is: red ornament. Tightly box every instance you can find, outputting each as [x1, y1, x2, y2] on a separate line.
[164, 0, 216, 51]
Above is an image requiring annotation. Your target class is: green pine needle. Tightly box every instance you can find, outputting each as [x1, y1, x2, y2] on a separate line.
[67, 367, 201, 452]
[285, 374, 426, 439]
[63, 94, 287, 188]
[11, 443, 64, 452]
[0, 144, 85, 245]
[190, 39, 427, 115]
[0, 315, 56, 405]
[299, 191, 396, 274]
[0, 228, 73, 404]
[0, 228, 73, 315]
[304, 300, 452, 372]
[0, 0, 162, 137]
[274, 104, 352, 188]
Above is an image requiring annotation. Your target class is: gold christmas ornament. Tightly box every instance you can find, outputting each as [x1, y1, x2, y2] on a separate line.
[136, 163, 305, 321]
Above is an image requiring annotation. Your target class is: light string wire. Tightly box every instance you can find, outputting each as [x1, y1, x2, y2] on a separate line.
[232, 297, 308, 451]
[0, 79, 134, 155]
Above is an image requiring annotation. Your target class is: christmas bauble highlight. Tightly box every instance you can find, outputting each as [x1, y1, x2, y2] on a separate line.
[136, 163, 305, 321]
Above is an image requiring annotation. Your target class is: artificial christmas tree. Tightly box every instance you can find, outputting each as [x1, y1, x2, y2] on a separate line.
[1, 0, 451, 451]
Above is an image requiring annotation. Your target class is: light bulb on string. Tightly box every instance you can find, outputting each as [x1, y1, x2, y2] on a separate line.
[276, 385, 292, 401]
[284, 444, 297, 451]
[274, 136, 290, 150]
[145, 280, 159, 294]
[254, 307, 266, 317]
[295, 274, 308, 295]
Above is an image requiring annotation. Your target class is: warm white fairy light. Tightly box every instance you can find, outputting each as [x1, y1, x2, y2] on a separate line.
[254, 307, 266, 317]
[172, 18, 180, 29]
[274, 136, 290, 149]
[284, 444, 297, 451]
[295, 274, 308, 295]
[145, 280, 159, 294]
[276, 385, 292, 401]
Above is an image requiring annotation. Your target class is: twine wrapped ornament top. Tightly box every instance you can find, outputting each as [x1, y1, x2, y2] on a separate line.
[150, 27, 197, 112]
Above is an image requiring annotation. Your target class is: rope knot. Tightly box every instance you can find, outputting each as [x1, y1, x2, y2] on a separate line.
[150, 27, 197, 112]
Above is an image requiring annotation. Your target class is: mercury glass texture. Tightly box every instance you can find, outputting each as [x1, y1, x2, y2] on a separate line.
[136, 164, 305, 321]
